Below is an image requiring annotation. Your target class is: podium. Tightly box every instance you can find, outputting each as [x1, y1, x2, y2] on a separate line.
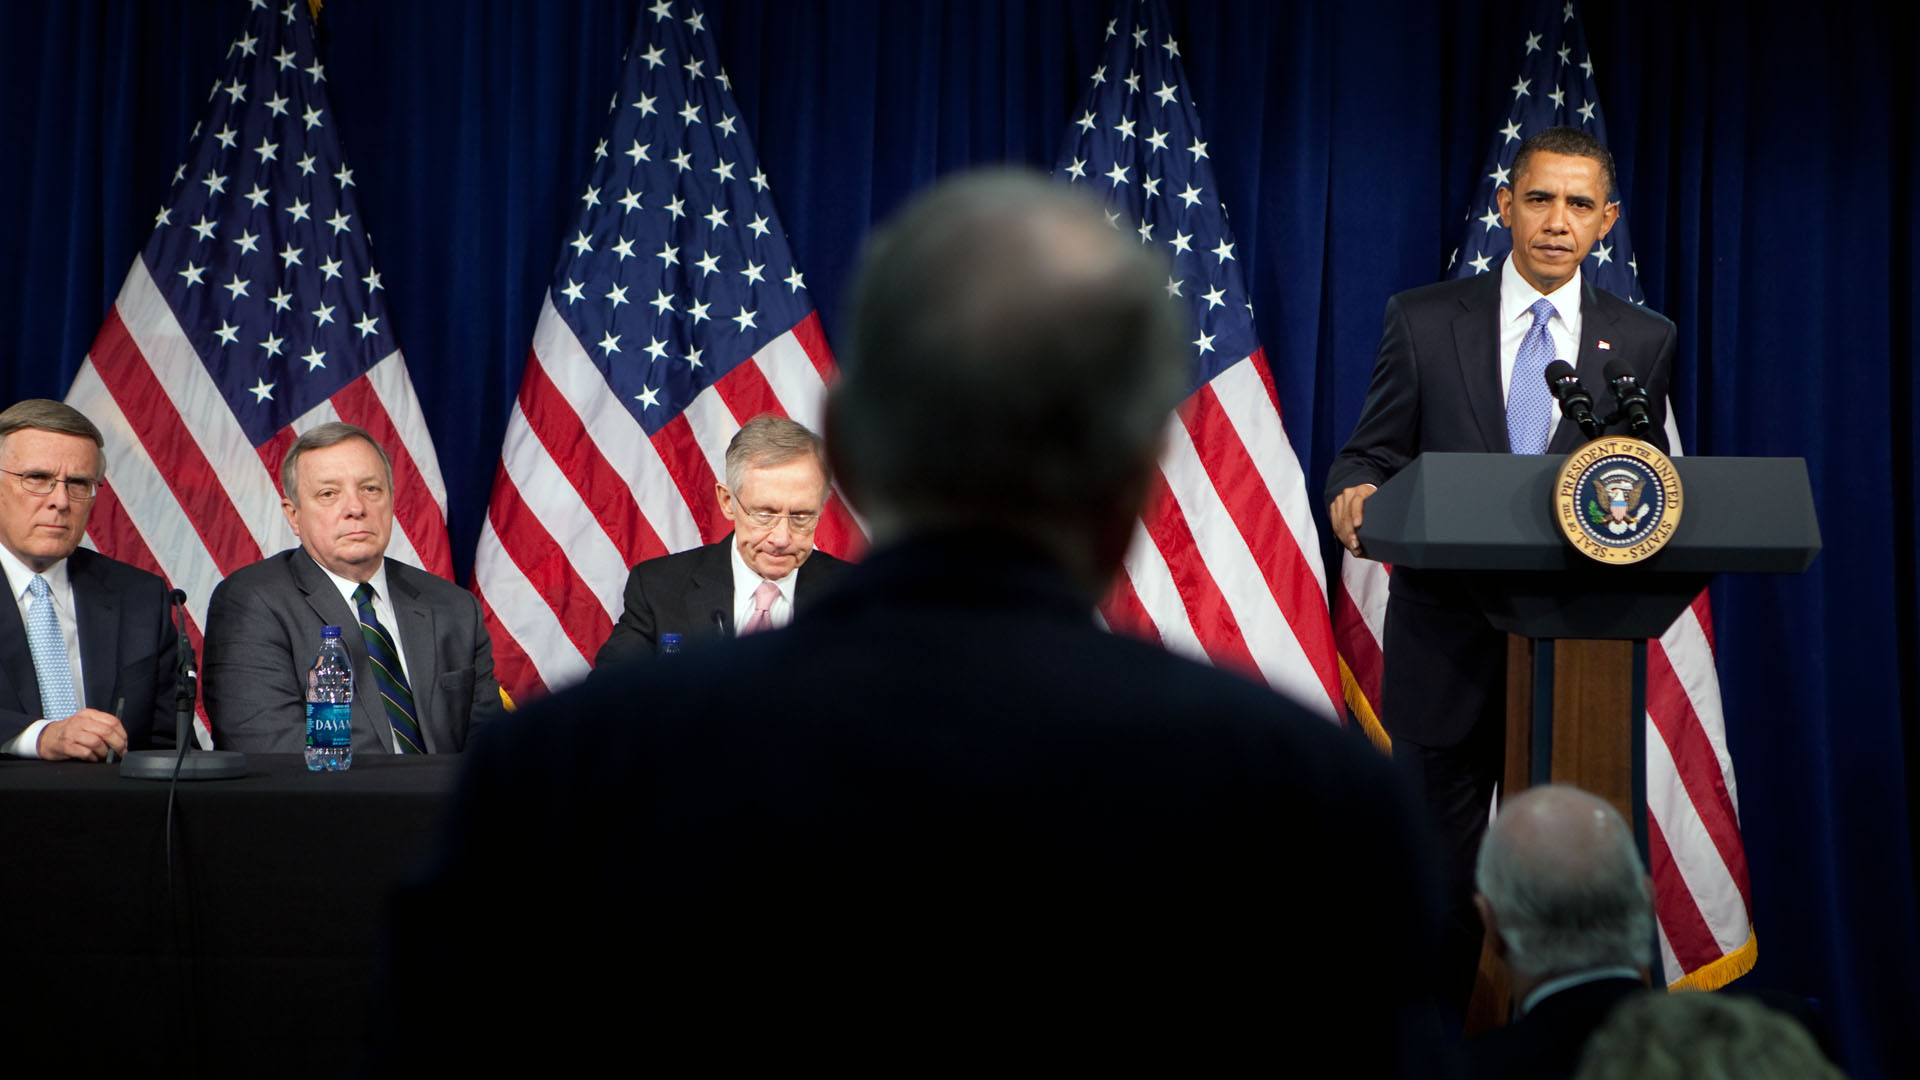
[1359, 452, 1819, 821]
[1357, 452, 1820, 1023]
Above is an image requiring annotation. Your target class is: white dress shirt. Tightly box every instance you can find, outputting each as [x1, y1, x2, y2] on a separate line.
[314, 558, 414, 753]
[729, 542, 799, 634]
[1, 544, 86, 758]
[1498, 254, 1586, 431]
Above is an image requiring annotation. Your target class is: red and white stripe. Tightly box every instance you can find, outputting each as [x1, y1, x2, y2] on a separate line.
[66, 256, 454, 743]
[1102, 350, 1343, 721]
[1327, 419, 1754, 988]
[473, 296, 859, 703]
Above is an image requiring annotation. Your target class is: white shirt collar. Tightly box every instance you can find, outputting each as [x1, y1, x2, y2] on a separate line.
[0, 541, 73, 603]
[311, 553, 392, 613]
[1500, 254, 1584, 327]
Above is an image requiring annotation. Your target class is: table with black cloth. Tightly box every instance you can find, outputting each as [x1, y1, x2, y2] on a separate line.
[0, 754, 459, 1077]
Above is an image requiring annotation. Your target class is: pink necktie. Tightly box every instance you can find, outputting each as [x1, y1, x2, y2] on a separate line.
[740, 580, 781, 635]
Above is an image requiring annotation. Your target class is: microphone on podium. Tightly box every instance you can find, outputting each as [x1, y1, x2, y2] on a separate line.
[1543, 360, 1602, 441]
[1603, 358, 1654, 438]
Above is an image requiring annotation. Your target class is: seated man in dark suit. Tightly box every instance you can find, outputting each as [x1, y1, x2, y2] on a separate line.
[1470, 784, 1652, 1079]
[0, 400, 175, 760]
[370, 171, 1445, 1071]
[203, 422, 501, 754]
[594, 413, 849, 665]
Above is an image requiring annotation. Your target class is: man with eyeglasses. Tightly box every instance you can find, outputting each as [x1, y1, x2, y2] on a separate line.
[594, 413, 850, 666]
[0, 399, 176, 761]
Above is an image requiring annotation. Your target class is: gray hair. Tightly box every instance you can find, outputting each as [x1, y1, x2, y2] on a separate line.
[723, 414, 827, 496]
[280, 422, 393, 506]
[830, 168, 1188, 537]
[1475, 784, 1653, 978]
[1575, 990, 1843, 1080]
[0, 399, 107, 476]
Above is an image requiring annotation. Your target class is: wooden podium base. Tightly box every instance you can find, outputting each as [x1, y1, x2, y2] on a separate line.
[1464, 635, 1641, 1034]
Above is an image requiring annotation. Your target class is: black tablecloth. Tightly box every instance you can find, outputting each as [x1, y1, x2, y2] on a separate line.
[1, 753, 462, 1077]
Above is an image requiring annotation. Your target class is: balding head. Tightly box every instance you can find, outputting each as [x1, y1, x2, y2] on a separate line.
[828, 169, 1189, 596]
[1475, 785, 1652, 980]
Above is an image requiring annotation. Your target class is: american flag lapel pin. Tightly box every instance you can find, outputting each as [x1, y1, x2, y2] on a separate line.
[1598, 340, 1612, 350]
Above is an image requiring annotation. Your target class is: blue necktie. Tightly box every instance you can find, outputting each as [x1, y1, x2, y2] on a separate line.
[27, 575, 78, 721]
[1507, 297, 1560, 455]
[354, 582, 423, 753]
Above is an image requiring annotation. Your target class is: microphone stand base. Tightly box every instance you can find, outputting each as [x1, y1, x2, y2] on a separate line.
[120, 750, 248, 781]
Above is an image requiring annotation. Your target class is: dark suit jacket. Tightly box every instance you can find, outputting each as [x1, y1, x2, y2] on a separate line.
[1327, 271, 1675, 746]
[1327, 271, 1673, 497]
[203, 548, 502, 754]
[1469, 976, 1646, 1080]
[370, 534, 1448, 1072]
[593, 537, 850, 666]
[0, 548, 176, 753]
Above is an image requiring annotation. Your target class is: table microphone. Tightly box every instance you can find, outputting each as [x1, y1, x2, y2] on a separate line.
[120, 589, 246, 781]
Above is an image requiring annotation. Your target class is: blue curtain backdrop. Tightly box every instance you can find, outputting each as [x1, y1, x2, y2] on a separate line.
[1, 1, 1913, 1073]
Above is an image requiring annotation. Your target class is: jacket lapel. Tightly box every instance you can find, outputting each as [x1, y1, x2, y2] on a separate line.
[385, 564, 443, 753]
[1548, 280, 1618, 453]
[689, 540, 735, 638]
[68, 551, 119, 711]
[0, 576, 39, 715]
[1451, 274, 1511, 453]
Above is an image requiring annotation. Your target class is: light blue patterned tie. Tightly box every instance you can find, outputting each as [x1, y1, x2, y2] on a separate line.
[27, 575, 77, 720]
[1506, 297, 1560, 455]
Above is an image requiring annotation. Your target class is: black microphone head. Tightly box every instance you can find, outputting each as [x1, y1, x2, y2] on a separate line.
[1603, 357, 1637, 386]
[170, 588, 188, 606]
[1544, 359, 1577, 386]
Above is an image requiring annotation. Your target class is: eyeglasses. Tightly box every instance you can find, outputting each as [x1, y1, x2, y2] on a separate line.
[740, 509, 820, 533]
[2, 468, 103, 501]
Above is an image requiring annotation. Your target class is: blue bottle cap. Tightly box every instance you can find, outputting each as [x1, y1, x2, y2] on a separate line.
[321, 625, 342, 638]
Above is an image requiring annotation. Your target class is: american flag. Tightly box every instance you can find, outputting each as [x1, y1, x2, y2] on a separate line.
[1332, 0, 1755, 990]
[1054, 0, 1342, 720]
[472, 1, 856, 701]
[65, 0, 452, 742]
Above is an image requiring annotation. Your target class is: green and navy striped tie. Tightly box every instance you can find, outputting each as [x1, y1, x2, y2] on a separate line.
[353, 582, 423, 753]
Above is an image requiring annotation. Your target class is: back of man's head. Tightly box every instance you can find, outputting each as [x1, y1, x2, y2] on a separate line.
[829, 169, 1188, 586]
[1475, 784, 1652, 979]
[1575, 990, 1845, 1080]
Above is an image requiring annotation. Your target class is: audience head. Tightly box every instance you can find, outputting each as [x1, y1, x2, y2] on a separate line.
[717, 414, 831, 581]
[829, 168, 1189, 596]
[1575, 990, 1845, 1080]
[1474, 784, 1652, 983]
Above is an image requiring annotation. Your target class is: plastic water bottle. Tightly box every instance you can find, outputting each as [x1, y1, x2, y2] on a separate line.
[305, 626, 354, 771]
[660, 632, 682, 656]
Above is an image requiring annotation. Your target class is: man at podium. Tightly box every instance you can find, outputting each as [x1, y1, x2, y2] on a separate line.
[1325, 126, 1674, 1010]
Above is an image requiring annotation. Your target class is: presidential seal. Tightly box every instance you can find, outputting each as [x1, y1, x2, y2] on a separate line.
[1553, 436, 1684, 564]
